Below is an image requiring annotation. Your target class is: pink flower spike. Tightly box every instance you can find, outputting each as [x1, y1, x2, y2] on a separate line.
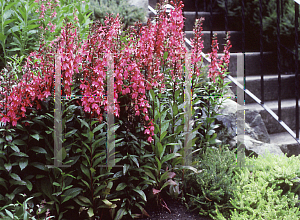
[1, 117, 10, 123]
[147, 136, 154, 143]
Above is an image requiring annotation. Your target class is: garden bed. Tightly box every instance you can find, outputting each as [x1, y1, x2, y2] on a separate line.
[140, 196, 213, 220]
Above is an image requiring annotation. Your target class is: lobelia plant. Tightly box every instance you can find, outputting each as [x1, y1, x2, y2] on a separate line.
[195, 32, 232, 157]
[0, 0, 233, 219]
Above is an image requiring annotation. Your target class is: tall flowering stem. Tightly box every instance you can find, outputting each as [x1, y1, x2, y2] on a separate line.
[0, 0, 231, 144]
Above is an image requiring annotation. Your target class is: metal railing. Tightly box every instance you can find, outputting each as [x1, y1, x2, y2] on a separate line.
[149, 0, 300, 145]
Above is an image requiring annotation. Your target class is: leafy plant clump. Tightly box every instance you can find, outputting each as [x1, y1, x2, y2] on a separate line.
[182, 144, 239, 219]
[215, 151, 300, 219]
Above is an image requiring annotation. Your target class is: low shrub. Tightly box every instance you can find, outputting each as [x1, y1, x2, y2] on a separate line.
[182, 144, 239, 219]
[215, 151, 300, 219]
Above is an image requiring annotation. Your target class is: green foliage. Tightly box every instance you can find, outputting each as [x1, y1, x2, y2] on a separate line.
[217, 0, 299, 50]
[0, 195, 55, 220]
[0, 0, 41, 69]
[183, 145, 239, 219]
[215, 151, 300, 219]
[0, 0, 93, 71]
[191, 63, 231, 157]
[89, 0, 147, 29]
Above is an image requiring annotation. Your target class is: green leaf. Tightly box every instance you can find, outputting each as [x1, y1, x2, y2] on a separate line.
[10, 173, 22, 181]
[130, 155, 139, 168]
[87, 207, 94, 217]
[62, 188, 82, 203]
[4, 2, 16, 12]
[102, 199, 112, 207]
[114, 208, 127, 220]
[161, 153, 181, 164]
[163, 51, 168, 60]
[31, 146, 47, 154]
[5, 209, 13, 219]
[26, 24, 39, 31]
[0, 138, 5, 144]
[78, 196, 92, 206]
[159, 171, 170, 183]
[12, 139, 26, 145]
[80, 164, 90, 179]
[160, 131, 168, 142]
[172, 103, 178, 116]
[9, 144, 20, 153]
[149, 89, 155, 102]
[132, 189, 147, 202]
[19, 159, 28, 170]
[5, 135, 12, 142]
[155, 156, 161, 172]
[31, 162, 48, 171]
[93, 123, 105, 133]
[30, 134, 41, 141]
[53, 182, 60, 187]
[4, 163, 12, 172]
[64, 129, 78, 138]
[116, 182, 127, 191]
[123, 164, 130, 175]
[157, 142, 165, 160]
[25, 179, 32, 191]
[160, 179, 177, 191]
[78, 118, 90, 130]
[10, 152, 29, 157]
[144, 169, 156, 181]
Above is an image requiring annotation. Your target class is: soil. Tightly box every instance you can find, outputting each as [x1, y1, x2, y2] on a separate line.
[140, 196, 214, 220]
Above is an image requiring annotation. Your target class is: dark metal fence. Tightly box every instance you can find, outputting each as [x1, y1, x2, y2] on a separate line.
[189, 0, 299, 143]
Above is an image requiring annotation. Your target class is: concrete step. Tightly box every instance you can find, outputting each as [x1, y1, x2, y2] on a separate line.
[185, 30, 242, 53]
[218, 52, 277, 77]
[229, 74, 299, 104]
[183, 11, 242, 32]
[245, 99, 300, 134]
[182, 0, 223, 13]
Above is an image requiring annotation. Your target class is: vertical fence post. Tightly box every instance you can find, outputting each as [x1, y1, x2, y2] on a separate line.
[99, 52, 122, 168]
[237, 53, 245, 167]
[225, 0, 228, 34]
[210, 0, 213, 51]
[277, 0, 282, 121]
[47, 53, 70, 168]
[241, 0, 246, 90]
[295, 2, 299, 139]
[184, 52, 192, 166]
[259, 0, 264, 105]
[195, 0, 198, 20]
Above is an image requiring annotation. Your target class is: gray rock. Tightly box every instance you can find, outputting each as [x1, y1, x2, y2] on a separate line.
[216, 98, 270, 143]
[279, 143, 300, 157]
[229, 135, 283, 158]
